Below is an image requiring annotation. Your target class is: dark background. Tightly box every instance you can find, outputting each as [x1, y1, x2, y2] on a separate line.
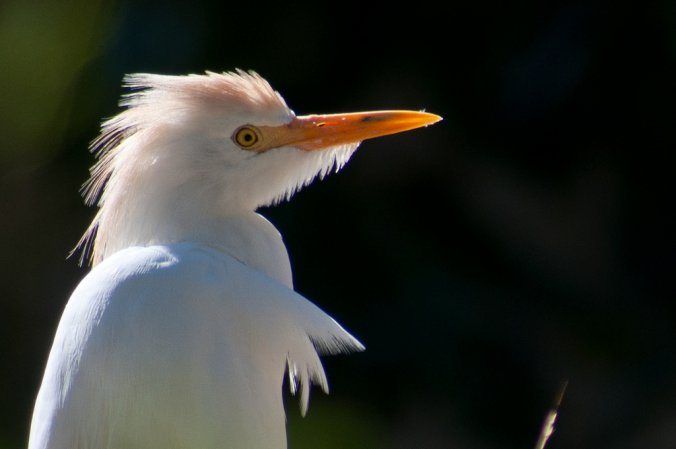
[1, 0, 674, 448]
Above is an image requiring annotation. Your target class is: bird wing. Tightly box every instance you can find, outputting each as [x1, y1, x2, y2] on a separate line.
[29, 243, 363, 449]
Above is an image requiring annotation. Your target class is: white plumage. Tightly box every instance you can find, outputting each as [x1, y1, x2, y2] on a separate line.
[29, 70, 440, 449]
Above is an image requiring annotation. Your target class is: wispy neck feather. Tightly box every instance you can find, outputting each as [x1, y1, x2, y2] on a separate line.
[74, 70, 360, 266]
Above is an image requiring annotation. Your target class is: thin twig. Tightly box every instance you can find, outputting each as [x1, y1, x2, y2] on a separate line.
[534, 380, 568, 449]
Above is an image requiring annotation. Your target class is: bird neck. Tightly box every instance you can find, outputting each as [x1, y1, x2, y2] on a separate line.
[189, 212, 294, 288]
[91, 202, 293, 288]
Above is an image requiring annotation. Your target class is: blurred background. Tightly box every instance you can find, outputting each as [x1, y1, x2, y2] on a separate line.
[1, 0, 674, 448]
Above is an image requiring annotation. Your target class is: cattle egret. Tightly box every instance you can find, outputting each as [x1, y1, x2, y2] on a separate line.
[29, 70, 441, 449]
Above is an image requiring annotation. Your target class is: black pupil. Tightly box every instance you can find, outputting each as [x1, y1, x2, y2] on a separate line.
[243, 131, 253, 142]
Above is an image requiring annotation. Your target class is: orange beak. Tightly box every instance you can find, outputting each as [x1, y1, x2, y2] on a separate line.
[253, 110, 442, 152]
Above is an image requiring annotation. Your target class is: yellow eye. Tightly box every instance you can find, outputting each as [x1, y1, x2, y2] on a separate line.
[233, 126, 260, 148]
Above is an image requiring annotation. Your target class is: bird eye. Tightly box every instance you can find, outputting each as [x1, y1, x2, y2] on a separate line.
[233, 126, 260, 149]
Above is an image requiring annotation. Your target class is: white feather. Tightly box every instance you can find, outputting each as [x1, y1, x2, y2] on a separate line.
[30, 244, 363, 449]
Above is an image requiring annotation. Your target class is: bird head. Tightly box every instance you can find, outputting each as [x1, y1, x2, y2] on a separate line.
[77, 70, 441, 264]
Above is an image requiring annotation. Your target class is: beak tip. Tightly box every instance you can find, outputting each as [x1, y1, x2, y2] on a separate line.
[423, 111, 443, 125]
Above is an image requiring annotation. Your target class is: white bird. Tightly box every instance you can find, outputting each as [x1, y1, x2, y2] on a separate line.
[29, 70, 441, 449]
